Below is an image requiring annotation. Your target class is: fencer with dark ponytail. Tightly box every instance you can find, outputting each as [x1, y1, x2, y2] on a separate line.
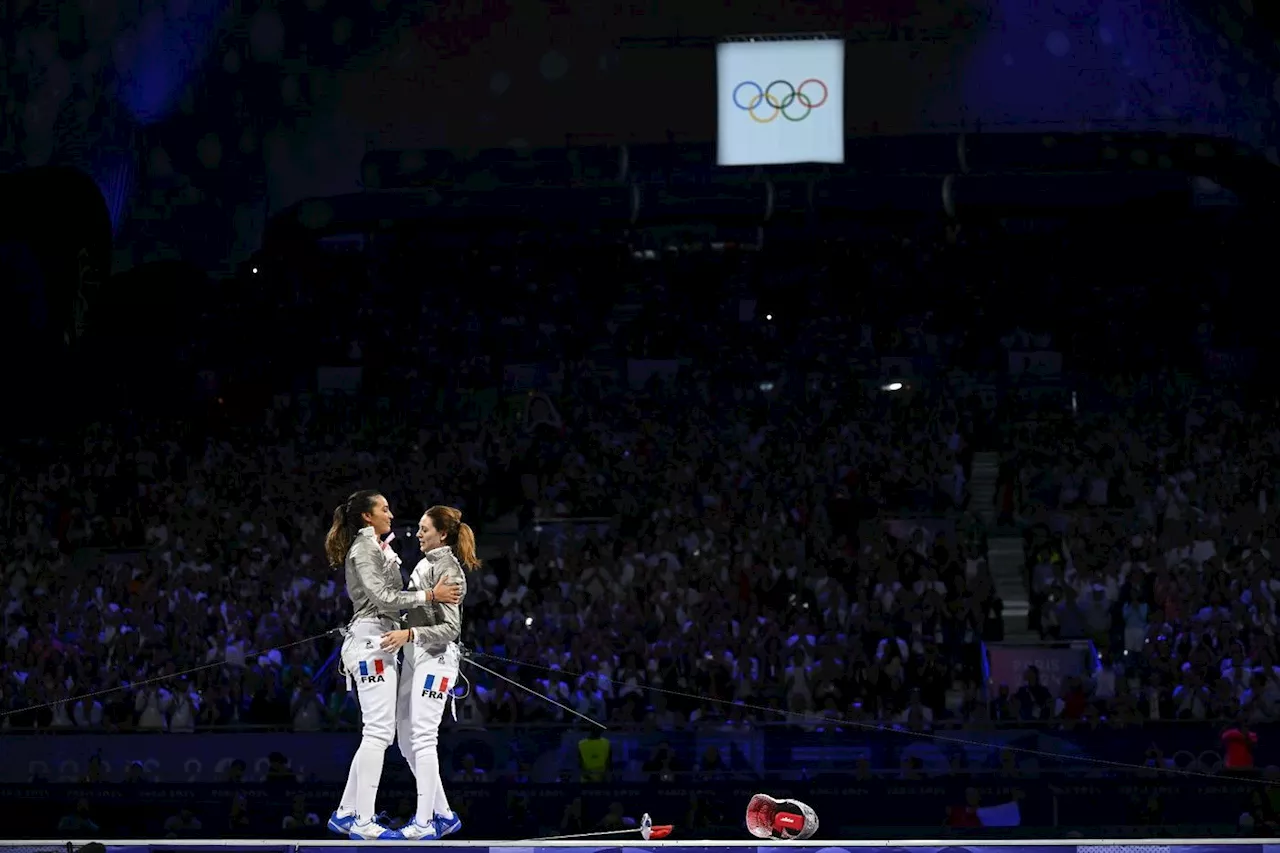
[325, 489, 383, 569]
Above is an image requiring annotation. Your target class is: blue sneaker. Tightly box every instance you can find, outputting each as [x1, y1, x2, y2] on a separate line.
[327, 810, 357, 835]
[400, 818, 440, 841]
[434, 812, 462, 838]
[350, 818, 404, 840]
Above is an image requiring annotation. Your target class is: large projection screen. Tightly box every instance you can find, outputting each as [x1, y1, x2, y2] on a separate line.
[716, 38, 846, 167]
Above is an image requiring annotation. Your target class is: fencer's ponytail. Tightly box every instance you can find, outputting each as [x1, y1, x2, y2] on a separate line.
[325, 489, 383, 568]
[455, 522, 482, 571]
[426, 505, 483, 571]
[324, 506, 349, 569]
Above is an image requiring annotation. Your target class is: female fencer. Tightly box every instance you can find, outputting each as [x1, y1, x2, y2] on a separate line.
[380, 505, 481, 840]
[324, 490, 463, 840]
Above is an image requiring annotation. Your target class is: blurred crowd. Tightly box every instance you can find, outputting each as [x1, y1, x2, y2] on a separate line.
[1, 231, 1004, 738]
[0, 373, 999, 738]
[0, 397, 516, 732]
[1008, 383, 1280, 730]
[2, 216, 1274, 766]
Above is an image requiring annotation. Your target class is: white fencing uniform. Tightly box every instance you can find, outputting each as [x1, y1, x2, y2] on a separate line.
[337, 528, 429, 826]
[396, 546, 466, 828]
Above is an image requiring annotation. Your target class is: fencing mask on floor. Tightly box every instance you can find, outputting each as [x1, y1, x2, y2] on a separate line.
[746, 793, 819, 840]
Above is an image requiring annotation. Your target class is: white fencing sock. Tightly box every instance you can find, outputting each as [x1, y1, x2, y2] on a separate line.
[338, 753, 359, 814]
[433, 778, 452, 819]
[354, 741, 387, 822]
[414, 745, 442, 825]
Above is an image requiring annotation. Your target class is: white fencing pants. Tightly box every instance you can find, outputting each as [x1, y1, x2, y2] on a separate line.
[397, 641, 459, 823]
[338, 618, 400, 822]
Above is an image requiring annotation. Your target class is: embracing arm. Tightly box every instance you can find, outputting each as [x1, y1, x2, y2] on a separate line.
[352, 539, 427, 614]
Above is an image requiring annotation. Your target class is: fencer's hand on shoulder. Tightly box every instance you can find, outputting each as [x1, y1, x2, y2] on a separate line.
[431, 578, 463, 605]
[379, 629, 411, 653]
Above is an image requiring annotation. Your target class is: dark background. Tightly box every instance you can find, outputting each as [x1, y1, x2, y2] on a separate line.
[5, 0, 1280, 267]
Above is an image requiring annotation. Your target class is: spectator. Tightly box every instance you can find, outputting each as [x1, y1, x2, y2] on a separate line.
[49, 682, 74, 728]
[559, 798, 586, 836]
[577, 730, 611, 782]
[281, 795, 321, 832]
[57, 800, 99, 836]
[988, 684, 1015, 722]
[1223, 719, 1259, 772]
[1056, 676, 1090, 724]
[163, 808, 204, 838]
[169, 680, 200, 733]
[227, 793, 252, 836]
[264, 752, 297, 782]
[596, 801, 628, 831]
[1244, 765, 1280, 834]
[249, 679, 291, 727]
[73, 694, 104, 728]
[1014, 667, 1053, 721]
[134, 685, 172, 730]
[450, 754, 486, 783]
[291, 677, 326, 732]
[221, 759, 248, 784]
[642, 742, 682, 782]
[82, 754, 105, 784]
[695, 745, 729, 778]
[944, 787, 983, 829]
[897, 688, 935, 732]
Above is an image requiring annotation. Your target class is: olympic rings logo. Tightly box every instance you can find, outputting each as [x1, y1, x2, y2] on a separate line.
[732, 79, 829, 123]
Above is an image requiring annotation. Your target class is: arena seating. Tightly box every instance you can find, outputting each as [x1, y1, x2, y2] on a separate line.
[3, 208, 1276, 796]
[1, 234, 1007, 739]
